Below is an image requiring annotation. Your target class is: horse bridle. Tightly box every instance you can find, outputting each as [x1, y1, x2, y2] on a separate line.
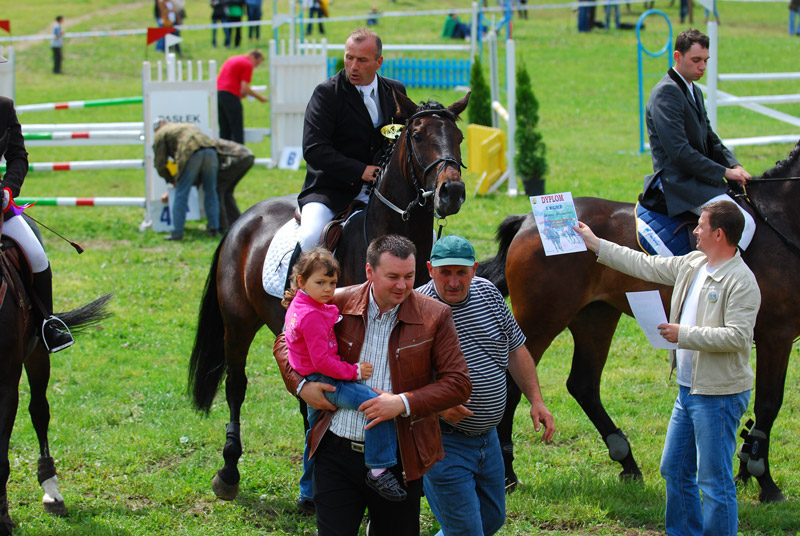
[371, 108, 464, 222]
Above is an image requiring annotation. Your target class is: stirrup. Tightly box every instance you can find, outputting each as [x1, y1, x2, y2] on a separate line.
[41, 316, 74, 353]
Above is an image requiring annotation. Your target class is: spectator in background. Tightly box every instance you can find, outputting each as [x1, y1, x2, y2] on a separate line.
[224, 0, 245, 48]
[246, 0, 263, 41]
[442, 13, 470, 40]
[790, 0, 800, 35]
[216, 50, 268, 144]
[214, 138, 254, 231]
[305, 0, 326, 35]
[153, 120, 220, 241]
[366, 5, 379, 26]
[518, 0, 528, 20]
[51, 15, 64, 74]
[605, 0, 620, 29]
[211, 0, 227, 47]
[156, 0, 182, 54]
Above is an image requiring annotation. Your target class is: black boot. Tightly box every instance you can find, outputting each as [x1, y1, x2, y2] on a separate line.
[31, 266, 74, 353]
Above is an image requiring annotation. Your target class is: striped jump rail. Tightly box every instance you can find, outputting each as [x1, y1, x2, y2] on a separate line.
[0, 159, 145, 172]
[15, 197, 146, 207]
[16, 96, 143, 114]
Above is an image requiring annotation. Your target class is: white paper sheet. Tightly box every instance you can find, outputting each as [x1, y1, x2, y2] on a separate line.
[625, 290, 678, 350]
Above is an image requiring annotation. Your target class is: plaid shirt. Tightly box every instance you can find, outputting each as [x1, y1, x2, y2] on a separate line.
[330, 290, 398, 442]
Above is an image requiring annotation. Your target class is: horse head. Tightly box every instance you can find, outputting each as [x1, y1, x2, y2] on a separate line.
[393, 91, 470, 218]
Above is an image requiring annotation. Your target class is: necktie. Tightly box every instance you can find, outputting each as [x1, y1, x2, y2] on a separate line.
[362, 88, 379, 127]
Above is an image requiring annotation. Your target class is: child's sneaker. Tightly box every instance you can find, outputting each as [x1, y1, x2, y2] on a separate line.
[365, 470, 407, 502]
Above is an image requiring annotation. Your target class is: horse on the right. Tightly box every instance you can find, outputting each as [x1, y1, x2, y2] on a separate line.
[479, 141, 800, 503]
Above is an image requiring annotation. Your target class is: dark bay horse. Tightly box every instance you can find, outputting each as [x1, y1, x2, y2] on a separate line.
[189, 92, 470, 500]
[479, 141, 800, 504]
[0, 227, 111, 535]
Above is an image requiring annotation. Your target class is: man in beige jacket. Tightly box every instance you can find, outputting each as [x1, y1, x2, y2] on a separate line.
[574, 200, 760, 536]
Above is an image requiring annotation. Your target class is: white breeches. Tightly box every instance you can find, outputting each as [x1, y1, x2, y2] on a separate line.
[2, 215, 49, 272]
[691, 193, 756, 250]
[298, 183, 371, 252]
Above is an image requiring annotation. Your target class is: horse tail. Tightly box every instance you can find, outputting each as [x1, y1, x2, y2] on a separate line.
[188, 240, 226, 414]
[476, 214, 527, 297]
[57, 294, 113, 331]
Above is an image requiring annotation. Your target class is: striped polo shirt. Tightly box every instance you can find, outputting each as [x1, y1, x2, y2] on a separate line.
[416, 276, 525, 435]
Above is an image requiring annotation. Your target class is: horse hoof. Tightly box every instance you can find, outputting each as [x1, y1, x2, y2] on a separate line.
[212, 472, 239, 501]
[43, 500, 67, 517]
[759, 489, 787, 503]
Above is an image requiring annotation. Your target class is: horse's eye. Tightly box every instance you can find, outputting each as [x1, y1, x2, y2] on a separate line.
[412, 131, 423, 141]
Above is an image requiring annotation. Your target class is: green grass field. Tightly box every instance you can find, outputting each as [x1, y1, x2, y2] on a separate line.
[3, 0, 800, 534]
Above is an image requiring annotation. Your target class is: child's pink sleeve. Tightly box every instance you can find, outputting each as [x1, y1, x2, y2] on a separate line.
[301, 311, 359, 381]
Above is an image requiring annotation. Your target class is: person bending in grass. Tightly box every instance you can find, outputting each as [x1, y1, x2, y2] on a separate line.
[282, 247, 407, 504]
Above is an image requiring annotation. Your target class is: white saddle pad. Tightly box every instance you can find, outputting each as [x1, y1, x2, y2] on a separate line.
[262, 219, 300, 299]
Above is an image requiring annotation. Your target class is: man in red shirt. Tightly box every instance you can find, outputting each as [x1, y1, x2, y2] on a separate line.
[216, 49, 268, 143]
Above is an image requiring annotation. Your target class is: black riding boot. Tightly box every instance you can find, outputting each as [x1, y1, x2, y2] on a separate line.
[31, 266, 74, 353]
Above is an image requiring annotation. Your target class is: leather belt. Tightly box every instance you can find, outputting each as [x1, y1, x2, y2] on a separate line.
[326, 431, 365, 454]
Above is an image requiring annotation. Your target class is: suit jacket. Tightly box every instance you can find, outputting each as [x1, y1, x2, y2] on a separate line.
[299, 70, 407, 213]
[0, 97, 28, 221]
[644, 69, 739, 217]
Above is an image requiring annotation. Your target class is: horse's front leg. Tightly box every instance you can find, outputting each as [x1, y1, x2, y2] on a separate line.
[735, 336, 790, 503]
[211, 334, 254, 501]
[24, 348, 67, 517]
[567, 304, 643, 480]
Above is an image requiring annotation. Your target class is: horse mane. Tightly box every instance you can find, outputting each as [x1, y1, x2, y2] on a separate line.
[759, 140, 800, 179]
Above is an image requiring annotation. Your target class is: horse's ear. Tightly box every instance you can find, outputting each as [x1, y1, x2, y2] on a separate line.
[447, 91, 470, 119]
[393, 90, 418, 122]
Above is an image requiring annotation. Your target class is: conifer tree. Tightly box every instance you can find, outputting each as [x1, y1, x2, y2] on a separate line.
[468, 57, 492, 127]
[514, 63, 547, 183]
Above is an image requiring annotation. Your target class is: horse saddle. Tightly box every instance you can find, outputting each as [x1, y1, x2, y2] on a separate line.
[263, 201, 368, 299]
[635, 203, 696, 257]
[293, 200, 367, 252]
[0, 236, 33, 316]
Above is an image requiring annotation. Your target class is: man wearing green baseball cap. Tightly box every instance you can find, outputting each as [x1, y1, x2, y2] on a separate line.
[416, 234, 556, 536]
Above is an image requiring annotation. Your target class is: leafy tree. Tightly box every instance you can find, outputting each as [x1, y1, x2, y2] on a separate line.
[468, 56, 492, 127]
[514, 63, 547, 182]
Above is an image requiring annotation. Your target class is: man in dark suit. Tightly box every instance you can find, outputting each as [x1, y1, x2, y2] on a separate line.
[642, 28, 756, 249]
[298, 28, 407, 252]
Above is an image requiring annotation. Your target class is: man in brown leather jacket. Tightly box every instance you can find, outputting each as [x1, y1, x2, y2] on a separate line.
[273, 234, 471, 536]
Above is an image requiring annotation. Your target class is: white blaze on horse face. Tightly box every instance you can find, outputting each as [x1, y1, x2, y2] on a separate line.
[41, 475, 64, 504]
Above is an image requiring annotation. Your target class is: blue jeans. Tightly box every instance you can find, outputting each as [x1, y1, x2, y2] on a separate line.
[423, 423, 505, 536]
[660, 385, 750, 536]
[605, 3, 620, 29]
[791, 9, 800, 35]
[246, 4, 262, 39]
[171, 148, 219, 237]
[301, 372, 398, 497]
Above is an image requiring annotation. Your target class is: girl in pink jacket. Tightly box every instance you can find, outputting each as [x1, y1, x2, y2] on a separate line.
[283, 248, 406, 502]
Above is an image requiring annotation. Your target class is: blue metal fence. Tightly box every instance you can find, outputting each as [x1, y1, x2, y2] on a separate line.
[327, 57, 471, 89]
